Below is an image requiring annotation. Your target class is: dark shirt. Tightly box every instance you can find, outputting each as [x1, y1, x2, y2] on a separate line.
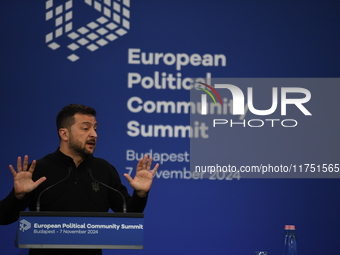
[0, 149, 147, 255]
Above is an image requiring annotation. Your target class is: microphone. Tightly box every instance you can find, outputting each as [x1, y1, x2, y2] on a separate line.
[87, 169, 127, 213]
[36, 167, 72, 212]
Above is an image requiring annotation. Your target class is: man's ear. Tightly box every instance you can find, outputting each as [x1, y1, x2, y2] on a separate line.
[59, 128, 69, 141]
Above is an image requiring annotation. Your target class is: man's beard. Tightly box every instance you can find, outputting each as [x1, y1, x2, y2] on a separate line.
[69, 135, 95, 158]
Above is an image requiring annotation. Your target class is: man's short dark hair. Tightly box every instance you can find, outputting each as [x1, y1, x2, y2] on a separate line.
[56, 104, 96, 138]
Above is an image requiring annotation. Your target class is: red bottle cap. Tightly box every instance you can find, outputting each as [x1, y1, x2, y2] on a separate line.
[284, 225, 296, 230]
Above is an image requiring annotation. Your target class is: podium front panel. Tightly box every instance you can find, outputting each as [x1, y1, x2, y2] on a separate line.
[16, 212, 144, 249]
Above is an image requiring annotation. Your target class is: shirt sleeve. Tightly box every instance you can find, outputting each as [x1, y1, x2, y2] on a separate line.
[0, 189, 31, 225]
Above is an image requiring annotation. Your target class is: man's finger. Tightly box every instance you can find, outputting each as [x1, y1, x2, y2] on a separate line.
[141, 155, 147, 170]
[23, 155, 29, 171]
[136, 158, 143, 171]
[123, 173, 133, 183]
[29, 160, 37, 173]
[33, 177, 47, 188]
[9, 165, 17, 177]
[146, 156, 152, 170]
[150, 163, 159, 176]
[17, 156, 22, 172]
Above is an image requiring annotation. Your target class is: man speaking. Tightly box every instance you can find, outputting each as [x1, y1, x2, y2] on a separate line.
[0, 104, 159, 255]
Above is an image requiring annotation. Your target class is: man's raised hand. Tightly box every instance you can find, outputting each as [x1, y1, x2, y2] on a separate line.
[9, 155, 46, 199]
[124, 155, 159, 198]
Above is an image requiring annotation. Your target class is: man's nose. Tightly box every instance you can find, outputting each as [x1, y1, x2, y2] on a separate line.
[90, 128, 98, 138]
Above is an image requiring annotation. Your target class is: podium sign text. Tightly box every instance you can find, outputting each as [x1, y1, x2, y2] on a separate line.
[16, 212, 144, 249]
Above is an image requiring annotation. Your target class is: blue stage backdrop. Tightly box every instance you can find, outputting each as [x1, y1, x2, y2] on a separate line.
[1, 1, 339, 254]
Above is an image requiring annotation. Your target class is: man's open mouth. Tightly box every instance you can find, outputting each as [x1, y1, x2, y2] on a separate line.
[86, 141, 96, 146]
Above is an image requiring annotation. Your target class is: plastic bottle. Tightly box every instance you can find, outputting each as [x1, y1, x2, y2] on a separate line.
[282, 225, 298, 255]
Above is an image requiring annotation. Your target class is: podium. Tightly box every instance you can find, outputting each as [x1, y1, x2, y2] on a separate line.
[15, 211, 144, 249]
